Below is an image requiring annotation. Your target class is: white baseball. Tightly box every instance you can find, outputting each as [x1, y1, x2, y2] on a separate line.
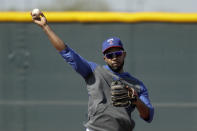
[32, 8, 40, 16]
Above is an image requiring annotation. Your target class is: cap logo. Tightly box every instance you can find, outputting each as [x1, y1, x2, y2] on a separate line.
[107, 38, 114, 45]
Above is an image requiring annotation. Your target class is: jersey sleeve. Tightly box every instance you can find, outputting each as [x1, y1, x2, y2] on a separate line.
[138, 82, 154, 123]
[59, 46, 97, 79]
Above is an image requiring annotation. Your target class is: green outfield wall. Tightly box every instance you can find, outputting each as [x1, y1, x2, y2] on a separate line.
[0, 22, 197, 131]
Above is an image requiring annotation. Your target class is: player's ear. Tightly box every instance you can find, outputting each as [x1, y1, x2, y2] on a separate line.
[103, 55, 107, 62]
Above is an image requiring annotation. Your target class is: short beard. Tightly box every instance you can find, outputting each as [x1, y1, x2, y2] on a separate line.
[108, 61, 124, 73]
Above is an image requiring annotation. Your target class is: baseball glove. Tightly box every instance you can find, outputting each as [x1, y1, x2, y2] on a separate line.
[111, 80, 138, 107]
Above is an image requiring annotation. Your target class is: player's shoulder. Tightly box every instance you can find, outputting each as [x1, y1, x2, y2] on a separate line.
[121, 72, 140, 82]
[87, 61, 99, 72]
[123, 73, 147, 89]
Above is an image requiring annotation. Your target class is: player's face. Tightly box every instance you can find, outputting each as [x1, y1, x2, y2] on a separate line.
[103, 47, 126, 73]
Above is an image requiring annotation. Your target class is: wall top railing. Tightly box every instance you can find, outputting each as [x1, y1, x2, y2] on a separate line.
[0, 12, 197, 23]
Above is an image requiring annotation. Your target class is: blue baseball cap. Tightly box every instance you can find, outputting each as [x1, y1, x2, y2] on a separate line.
[102, 37, 124, 54]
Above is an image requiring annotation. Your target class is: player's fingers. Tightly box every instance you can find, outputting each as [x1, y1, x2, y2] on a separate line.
[127, 87, 137, 98]
[131, 88, 138, 98]
[40, 12, 45, 18]
[129, 88, 134, 97]
[32, 17, 41, 24]
[32, 19, 38, 24]
[40, 12, 47, 22]
[32, 15, 37, 19]
[125, 85, 129, 89]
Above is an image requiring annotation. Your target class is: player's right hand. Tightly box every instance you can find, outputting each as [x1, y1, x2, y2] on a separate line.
[31, 11, 48, 28]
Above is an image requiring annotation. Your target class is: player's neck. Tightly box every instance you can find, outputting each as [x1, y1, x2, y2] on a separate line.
[111, 66, 124, 74]
[117, 68, 124, 73]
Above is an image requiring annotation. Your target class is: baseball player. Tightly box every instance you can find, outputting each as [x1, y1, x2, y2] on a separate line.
[31, 11, 154, 131]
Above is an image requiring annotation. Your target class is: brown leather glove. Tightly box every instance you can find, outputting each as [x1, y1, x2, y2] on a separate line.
[111, 80, 138, 107]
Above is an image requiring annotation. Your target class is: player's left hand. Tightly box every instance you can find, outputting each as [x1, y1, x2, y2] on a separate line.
[111, 80, 138, 107]
[126, 85, 138, 104]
